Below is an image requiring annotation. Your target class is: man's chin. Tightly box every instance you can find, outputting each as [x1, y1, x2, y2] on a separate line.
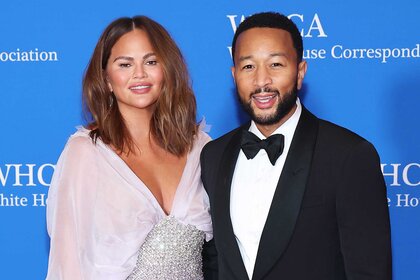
[251, 111, 280, 125]
[251, 106, 277, 118]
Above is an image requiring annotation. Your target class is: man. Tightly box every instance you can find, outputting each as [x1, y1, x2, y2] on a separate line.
[201, 12, 392, 280]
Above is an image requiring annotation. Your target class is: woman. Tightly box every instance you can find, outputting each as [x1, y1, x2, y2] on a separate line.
[46, 16, 213, 279]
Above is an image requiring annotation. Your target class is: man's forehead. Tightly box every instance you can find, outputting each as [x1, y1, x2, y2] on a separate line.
[234, 28, 295, 60]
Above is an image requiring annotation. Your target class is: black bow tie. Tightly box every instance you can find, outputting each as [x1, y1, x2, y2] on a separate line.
[240, 130, 285, 166]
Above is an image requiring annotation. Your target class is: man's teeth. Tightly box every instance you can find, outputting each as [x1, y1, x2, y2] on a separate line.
[131, 85, 150, 90]
[253, 95, 275, 103]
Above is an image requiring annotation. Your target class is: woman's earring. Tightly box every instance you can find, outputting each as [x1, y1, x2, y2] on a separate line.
[109, 92, 114, 108]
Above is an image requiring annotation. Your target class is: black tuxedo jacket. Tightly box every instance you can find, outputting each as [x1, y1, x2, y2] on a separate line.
[201, 107, 392, 280]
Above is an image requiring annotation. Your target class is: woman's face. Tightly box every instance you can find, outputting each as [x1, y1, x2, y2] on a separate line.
[105, 29, 164, 116]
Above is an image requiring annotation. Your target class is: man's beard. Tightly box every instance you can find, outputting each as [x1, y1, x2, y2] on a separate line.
[238, 84, 298, 125]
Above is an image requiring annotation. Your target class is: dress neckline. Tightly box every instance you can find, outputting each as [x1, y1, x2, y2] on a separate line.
[97, 137, 192, 217]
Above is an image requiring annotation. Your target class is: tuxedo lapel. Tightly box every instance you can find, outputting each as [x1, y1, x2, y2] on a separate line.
[252, 108, 319, 280]
[213, 124, 250, 280]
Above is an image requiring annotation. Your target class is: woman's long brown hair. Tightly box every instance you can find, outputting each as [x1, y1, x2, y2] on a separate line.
[82, 16, 197, 156]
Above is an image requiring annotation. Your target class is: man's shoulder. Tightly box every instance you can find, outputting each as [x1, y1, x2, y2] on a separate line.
[317, 118, 368, 146]
[314, 117, 381, 161]
[203, 125, 244, 151]
[301, 107, 368, 146]
[300, 108, 381, 164]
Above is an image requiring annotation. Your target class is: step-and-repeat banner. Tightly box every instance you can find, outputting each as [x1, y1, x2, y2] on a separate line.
[1, 0, 418, 279]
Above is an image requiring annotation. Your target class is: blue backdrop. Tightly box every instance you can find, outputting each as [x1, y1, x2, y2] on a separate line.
[0, 0, 419, 279]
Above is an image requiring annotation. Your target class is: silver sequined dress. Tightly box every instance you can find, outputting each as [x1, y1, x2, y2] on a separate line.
[127, 215, 205, 280]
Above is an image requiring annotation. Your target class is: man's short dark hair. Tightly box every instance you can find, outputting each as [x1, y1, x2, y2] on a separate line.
[231, 12, 303, 63]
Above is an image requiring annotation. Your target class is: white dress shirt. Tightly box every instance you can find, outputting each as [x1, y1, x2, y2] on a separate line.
[230, 99, 302, 278]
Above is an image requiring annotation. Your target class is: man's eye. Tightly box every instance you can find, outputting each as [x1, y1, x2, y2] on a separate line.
[271, 62, 283, 67]
[119, 63, 131, 68]
[242, 65, 253, 70]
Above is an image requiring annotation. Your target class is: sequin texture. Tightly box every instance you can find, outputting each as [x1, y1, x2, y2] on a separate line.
[127, 215, 205, 280]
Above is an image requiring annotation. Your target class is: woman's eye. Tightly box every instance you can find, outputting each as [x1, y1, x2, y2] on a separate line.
[146, 60, 157, 65]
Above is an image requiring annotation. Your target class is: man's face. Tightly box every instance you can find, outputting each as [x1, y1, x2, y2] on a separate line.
[232, 27, 307, 126]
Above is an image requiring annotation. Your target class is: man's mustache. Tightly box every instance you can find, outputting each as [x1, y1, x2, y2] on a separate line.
[251, 87, 280, 96]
